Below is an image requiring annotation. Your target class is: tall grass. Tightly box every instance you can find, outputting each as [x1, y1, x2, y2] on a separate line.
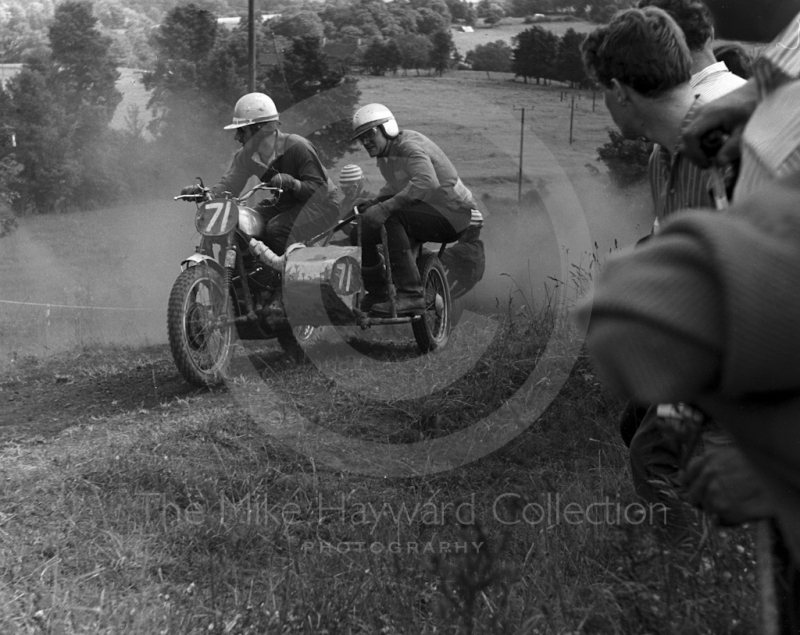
[0, 293, 760, 634]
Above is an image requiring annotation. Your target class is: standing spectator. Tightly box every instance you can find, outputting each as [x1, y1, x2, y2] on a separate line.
[637, 0, 746, 226]
[617, 0, 748, 539]
[639, 0, 747, 99]
[713, 42, 754, 79]
[681, 1, 800, 199]
[582, 6, 733, 532]
[586, 2, 800, 629]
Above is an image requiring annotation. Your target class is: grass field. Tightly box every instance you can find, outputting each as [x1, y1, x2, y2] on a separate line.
[0, 67, 762, 635]
[452, 17, 598, 55]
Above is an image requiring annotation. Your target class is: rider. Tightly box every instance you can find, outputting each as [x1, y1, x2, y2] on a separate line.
[351, 103, 478, 315]
[181, 92, 339, 256]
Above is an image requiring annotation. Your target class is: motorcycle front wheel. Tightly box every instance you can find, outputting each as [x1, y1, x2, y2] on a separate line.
[167, 265, 235, 387]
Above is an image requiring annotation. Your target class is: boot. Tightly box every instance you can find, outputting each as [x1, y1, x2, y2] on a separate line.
[370, 250, 425, 315]
[359, 256, 388, 312]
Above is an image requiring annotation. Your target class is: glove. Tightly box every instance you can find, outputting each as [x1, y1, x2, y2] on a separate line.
[180, 184, 204, 196]
[362, 202, 391, 230]
[681, 445, 774, 526]
[354, 197, 376, 214]
[268, 173, 299, 193]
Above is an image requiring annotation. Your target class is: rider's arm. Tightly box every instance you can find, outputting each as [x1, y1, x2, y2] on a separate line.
[278, 144, 328, 202]
[380, 147, 440, 214]
[211, 149, 252, 199]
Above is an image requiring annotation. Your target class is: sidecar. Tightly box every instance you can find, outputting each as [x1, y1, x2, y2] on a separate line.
[281, 238, 451, 353]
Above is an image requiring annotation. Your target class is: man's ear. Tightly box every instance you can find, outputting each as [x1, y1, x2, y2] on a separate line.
[610, 79, 630, 105]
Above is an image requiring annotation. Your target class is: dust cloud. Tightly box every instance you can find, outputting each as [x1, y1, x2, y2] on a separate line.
[454, 172, 653, 318]
[0, 96, 654, 363]
[0, 112, 236, 361]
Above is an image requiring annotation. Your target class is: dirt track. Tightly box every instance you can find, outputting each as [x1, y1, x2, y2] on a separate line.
[0, 345, 204, 444]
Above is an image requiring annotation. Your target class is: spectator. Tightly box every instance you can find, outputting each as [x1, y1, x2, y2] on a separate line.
[582, 6, 737, 532]
[585, 2, 800, 629]
[713, 42, 754, 79]
[615, 0, 748, 540]
[639, 0, 747, 99]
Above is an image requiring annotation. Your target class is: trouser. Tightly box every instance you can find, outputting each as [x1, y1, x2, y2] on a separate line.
[769, 521, 800, 634]
[360, 202, 469, 267]
[256, 202, 336, 255]
[628, 405, 687, 529]
[629, 403, 733, 531]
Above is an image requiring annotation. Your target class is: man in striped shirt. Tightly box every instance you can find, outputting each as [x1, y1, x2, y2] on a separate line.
[682, 1, 800, 199]
[639, 0, 746, 225]
[583, 6, 734, 533]
[618, 0, 748, 534]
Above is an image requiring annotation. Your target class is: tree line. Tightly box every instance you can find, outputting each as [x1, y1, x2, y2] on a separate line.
[463, 26, 589, 87]
[0, 0, 637, 68]
[0, 1, 360, 215]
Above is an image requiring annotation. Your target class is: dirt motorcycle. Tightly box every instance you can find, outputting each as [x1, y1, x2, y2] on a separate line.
[167, 180, 455, 387]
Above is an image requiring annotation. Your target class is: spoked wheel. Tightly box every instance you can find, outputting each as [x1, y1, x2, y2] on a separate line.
[167, 265, 235, 387]
[412, 253, 451, 353]
[277, 325, 320, 362]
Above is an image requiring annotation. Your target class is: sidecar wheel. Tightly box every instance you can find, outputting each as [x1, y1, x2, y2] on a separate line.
[412, 254, 451, 353]
[167, 265, 235, 387]
[277, 325, 320, 362]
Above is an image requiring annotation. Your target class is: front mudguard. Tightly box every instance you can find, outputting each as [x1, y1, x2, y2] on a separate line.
[180, 253, 225, 276]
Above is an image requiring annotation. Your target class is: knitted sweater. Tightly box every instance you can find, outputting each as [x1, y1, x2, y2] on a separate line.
[577, 174, 800, 564]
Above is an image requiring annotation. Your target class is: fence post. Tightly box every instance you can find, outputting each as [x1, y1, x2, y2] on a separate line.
[569, 95, 575, 145]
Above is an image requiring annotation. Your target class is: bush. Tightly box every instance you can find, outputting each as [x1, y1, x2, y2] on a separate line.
[596, 130, 653, 188]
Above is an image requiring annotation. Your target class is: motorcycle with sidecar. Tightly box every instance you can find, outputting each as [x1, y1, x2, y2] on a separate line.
[167, 180, 460, 387]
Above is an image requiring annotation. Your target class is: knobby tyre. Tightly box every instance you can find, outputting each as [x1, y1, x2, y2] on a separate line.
[412, 253, 451, 353]
[167, 265, 235, 387]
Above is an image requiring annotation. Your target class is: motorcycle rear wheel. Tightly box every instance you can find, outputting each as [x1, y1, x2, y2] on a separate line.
[412, 253, 451, 353]
[168, 265, 235, 387]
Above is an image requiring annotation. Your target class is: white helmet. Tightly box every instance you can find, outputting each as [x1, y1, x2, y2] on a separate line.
[224, 92, 279, 130]
[351, 103, 399, 141]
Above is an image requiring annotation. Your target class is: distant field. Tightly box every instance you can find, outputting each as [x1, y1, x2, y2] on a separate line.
[452, 17, 598, 55]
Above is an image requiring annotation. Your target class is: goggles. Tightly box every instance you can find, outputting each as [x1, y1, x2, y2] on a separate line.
[356, 127, 380, 144]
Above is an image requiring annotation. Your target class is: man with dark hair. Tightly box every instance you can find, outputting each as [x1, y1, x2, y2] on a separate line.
[713, 43, 754, 79]
[637, 0, 746, 97]
[612, 0, 747, 539]
[583, 7, 740, 533]
[682, 1, 800, 198]
[583, 3, 800, 629]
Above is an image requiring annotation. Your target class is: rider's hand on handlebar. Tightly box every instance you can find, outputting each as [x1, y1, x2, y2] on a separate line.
[268, 173, 299, 193]
[354, 198, 376, 214]
[362, 202, 391, 230]
[180, 184, 205, 197]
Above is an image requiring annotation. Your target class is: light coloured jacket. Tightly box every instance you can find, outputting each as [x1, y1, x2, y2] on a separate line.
[376, 129, 475, 233]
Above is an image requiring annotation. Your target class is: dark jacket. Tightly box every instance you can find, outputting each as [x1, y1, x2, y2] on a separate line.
[212, 128, 338, 222]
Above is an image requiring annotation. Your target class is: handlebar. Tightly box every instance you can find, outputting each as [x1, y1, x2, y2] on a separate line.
[174, 180, 283, 203]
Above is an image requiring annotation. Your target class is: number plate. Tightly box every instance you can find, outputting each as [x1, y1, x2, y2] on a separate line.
[330, 256, 362, 296]
[195, 199, 239, 236]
